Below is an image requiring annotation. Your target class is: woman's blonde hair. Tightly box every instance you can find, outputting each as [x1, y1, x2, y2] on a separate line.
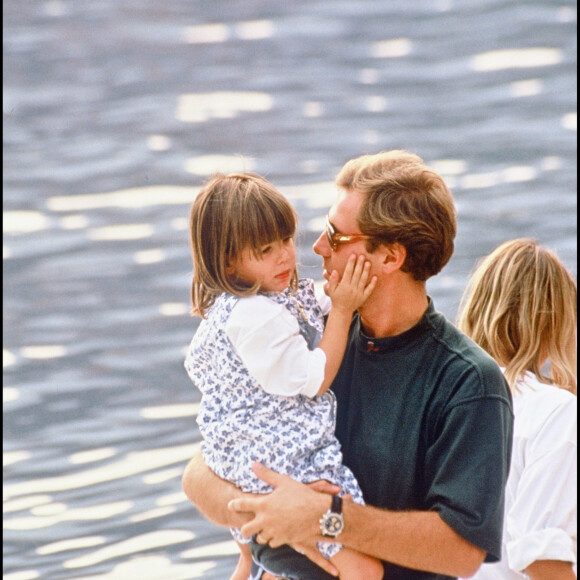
[458, 238, 577, 394]
[189, 172, 298, 318]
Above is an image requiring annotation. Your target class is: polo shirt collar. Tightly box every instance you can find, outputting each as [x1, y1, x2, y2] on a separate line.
[354, 297, 437, 354]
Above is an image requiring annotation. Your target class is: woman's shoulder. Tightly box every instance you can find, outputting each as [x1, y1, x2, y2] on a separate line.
[517, 373, 576, 406]
[514, 373, 576, 440]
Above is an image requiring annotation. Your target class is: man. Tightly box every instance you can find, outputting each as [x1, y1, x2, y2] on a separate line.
[182, 150, 514, 580]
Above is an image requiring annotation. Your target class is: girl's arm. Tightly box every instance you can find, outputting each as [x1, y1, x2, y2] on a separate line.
[225, 255, 375, 399]
[315, 254, 376, 395]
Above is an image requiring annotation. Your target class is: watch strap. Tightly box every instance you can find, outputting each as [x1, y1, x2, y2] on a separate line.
[331, 494, 342, 514]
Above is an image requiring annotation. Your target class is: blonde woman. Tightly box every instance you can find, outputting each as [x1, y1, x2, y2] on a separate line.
[459, 238, 577, 580]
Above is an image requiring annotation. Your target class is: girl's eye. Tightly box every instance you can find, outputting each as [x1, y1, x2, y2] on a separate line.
[283, 236, 293, 243]
[262, 245, 272, 255]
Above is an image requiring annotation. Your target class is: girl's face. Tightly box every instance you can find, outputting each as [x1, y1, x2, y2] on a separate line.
[228, 237, 296, 293]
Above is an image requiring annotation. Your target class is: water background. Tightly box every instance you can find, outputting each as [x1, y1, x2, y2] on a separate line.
[3, 1, 577, 579]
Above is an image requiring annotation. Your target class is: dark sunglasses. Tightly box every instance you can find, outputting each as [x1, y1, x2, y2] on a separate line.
[325, 216, 375, 251]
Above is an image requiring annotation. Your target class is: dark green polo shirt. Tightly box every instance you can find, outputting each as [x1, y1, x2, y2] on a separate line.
[332, 299, 514, 580]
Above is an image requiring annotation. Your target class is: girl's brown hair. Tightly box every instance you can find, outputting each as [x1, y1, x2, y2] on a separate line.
[189, 172, 299, 318]
[458, 238, 577, 394]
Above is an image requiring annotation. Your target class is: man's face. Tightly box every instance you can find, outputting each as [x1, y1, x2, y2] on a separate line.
[313, 189, 374, 290]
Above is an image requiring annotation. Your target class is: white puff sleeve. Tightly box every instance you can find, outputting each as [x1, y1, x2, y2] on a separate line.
[225, 295, 326, 398]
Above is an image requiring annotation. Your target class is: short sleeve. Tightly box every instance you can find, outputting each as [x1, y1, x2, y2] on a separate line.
[426, 393, 514, 562]
[225, 296, 326, 398]
[506, 398, 577, 572]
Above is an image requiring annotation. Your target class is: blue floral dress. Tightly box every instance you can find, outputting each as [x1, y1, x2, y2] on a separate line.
[184, 279, 365, 558]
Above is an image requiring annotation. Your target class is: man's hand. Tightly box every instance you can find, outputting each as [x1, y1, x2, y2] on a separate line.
[228, 463, 339, 576]
[228, 463, 328, 546]
[307, 480, 341, 495]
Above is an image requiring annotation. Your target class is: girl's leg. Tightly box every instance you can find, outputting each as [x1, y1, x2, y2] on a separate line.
[229, 541, 253, 580]
[330, 546, 384, 580]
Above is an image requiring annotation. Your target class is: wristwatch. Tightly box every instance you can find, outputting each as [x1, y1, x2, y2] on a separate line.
[319, 495, 344, 538]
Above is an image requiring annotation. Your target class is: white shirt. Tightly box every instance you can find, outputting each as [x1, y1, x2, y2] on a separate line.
[225, 292, 330, 398]
[473, 372, 577, 579]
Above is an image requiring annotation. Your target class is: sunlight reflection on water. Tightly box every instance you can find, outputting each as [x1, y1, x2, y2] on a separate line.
[3, 0, 576, 578]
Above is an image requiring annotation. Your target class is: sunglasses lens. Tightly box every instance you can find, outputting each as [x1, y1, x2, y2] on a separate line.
[325, 220, 335, 250]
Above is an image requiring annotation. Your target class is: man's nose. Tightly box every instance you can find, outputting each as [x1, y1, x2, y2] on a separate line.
[313, 231, 329, 256]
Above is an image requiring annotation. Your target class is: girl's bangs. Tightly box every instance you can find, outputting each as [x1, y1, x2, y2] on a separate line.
[246, 197, 296, 250]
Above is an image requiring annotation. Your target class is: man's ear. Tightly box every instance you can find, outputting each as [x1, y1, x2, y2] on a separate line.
[381, 243, 407, 274]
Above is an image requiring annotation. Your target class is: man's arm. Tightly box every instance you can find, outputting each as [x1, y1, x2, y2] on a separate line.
[182, 452, 343, 578]
[339, 499, 485, 577]
[230, 463, 486, 578]
[181, 448, 251, 529]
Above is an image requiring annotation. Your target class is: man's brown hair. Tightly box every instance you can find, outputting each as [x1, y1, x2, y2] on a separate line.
[336, 150, 457, 281]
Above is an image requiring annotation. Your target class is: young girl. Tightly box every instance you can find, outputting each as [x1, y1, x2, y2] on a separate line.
[458, 238, 577, 580]
[184, 172, 383, 580]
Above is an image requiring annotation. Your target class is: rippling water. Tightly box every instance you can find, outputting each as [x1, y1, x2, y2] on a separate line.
[3, 1, 576, 579]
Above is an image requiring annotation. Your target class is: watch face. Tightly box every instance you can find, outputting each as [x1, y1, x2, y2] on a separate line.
[322, 513, 344, 536]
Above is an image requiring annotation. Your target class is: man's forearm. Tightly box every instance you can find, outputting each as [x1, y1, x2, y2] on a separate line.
[231, 464, 486, 578]
[340, 502, 485, 578]
[182, 449, 247, 528]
